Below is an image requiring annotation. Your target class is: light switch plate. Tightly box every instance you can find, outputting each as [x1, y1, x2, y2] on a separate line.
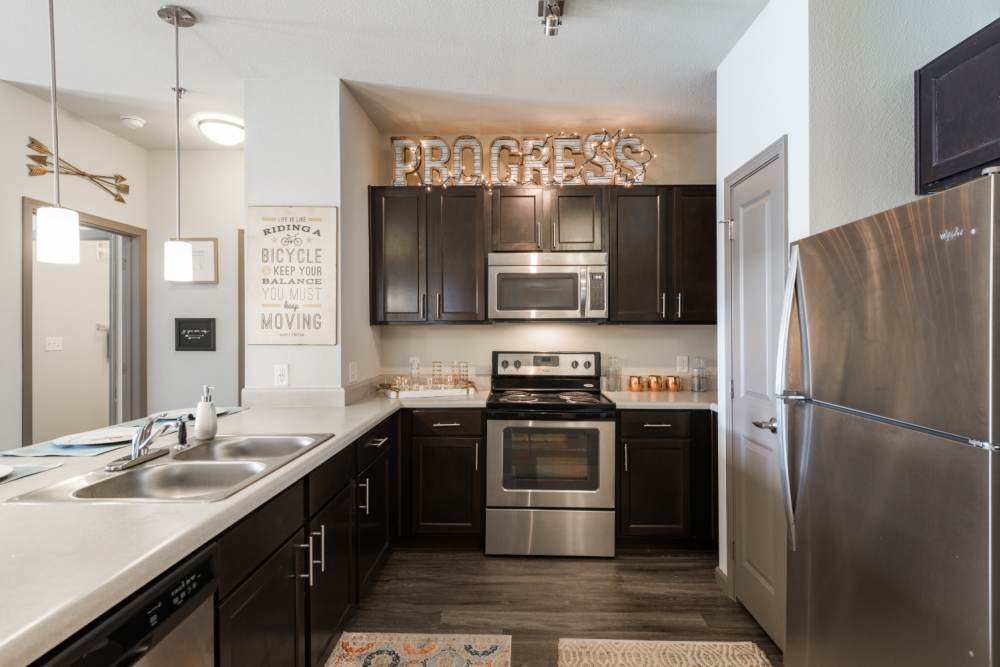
[45, 336, 63, 352]
[409, 356, 420, 375]
[676, 355, 690, 373]
[273, 364, 289, 387]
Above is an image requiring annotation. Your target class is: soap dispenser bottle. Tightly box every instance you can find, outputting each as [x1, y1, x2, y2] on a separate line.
[194, 385, 217, 440]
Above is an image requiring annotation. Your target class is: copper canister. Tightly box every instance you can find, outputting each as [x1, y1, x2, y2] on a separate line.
[648, 375, 663, 392]
[665, 375, 682, 392]
[629, 375, 643, 392]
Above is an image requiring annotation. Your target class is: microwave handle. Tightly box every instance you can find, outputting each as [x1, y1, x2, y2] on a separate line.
[580, 268, 588, 317]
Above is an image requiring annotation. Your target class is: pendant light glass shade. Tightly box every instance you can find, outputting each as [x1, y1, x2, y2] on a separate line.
[36, 206, 80, 264]
[164, 239, 194, 282]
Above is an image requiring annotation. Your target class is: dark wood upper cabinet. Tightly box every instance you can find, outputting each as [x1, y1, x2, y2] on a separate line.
[491, 186, 546, 251]
[550, 186, 606, 251]
[411, 436, 483, 535]
[428, 187, 486, 321]
[620, 438, 691, 538]
[218, 529, 307, 667]
[610, 186, 672, 322]
[670, 186, 717, 324]
[370, 187, 426, 322]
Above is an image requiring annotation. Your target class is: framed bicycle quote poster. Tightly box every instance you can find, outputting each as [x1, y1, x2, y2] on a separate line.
[245, 205, 338, 345]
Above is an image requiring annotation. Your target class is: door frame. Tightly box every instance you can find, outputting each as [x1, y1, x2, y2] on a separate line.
[721, 136, 788, 600]
[21, 197, 147, 445]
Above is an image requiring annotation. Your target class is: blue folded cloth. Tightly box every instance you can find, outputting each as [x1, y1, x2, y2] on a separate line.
[0, 442, 129, 457]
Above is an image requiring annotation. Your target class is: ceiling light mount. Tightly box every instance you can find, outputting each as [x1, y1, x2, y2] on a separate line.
[119, 115, 146, 130]
[198, 118, 245, 146]
[156, 5, 196, 28]
[538, 0, 565, 37]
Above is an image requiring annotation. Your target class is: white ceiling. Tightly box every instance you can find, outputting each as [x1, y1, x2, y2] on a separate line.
[0, 0, 767, 150]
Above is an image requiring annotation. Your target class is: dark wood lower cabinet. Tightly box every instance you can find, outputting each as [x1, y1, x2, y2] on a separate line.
[308, 483, 356, 667]
[218, 528, 307, 667]
[411, 437, 483, 535]
[620, 438, 691, 537]
[357, 448, 392, 598]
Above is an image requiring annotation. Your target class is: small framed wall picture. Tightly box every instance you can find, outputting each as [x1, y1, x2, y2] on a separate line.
[168, 237, 219, 284]
[175, 318, 216, 351]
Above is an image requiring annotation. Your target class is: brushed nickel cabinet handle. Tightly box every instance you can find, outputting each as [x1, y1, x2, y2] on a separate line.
[643, 423, 673, 428]
[535, 220, 541, 248]
[432, 422, 462, 428]
[551, 221, 557, 250]
[624, 442, 629, 472]
[295, 537, 314, 587]
[421, 293, 427, 319]
[474, 441, 479, 472]
[359, 478, 370, 515]
[676, 292, 683, 319]
[366, 436, 389, 448]
[660, 292, 667, 319]
[311, 526, 326, 572]
[437, 292, 442, 319]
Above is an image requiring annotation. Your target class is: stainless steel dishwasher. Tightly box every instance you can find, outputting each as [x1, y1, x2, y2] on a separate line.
[40, 546, 216, 666]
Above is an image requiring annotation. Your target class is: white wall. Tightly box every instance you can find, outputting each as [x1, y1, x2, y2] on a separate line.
[147, 150, 244, 411]
[243, 78, 343, 402]
[714, 0, 810, 577]
[808, 0, 999, 234]
[0, 81, 149, 440]
[339, 84, 382, 391]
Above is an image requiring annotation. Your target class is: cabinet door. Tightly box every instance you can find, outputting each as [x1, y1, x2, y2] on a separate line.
[491, 186, 546, 251]
[357, 450, 391, 598]
[309, 483, 356, 667]
[218, 529, 306, 667]
[428, 187, 486, 321]
[671, 185, 717, 323]
[620, 439, 691, 537]
[371, 187, 427, 322]
[550, 186, 606, 251]
[610, 186, 672, 322]
[411, 437, 483, 535]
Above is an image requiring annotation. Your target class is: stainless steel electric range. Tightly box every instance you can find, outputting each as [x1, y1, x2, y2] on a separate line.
[485, 351, 616, 557]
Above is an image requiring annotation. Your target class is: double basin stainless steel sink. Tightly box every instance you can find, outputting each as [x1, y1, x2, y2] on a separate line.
[8, 434, 332, 503]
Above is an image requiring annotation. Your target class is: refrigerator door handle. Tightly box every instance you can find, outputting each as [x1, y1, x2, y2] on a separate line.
[775, 245, 803, 552]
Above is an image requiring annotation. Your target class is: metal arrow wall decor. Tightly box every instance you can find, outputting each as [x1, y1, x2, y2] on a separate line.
[26, 136, 130, 203]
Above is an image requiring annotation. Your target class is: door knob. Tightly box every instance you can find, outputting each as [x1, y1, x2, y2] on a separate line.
[752, 418, 778, 433]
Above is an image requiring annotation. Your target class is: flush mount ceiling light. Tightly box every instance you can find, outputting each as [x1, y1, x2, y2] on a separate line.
[197, 118, 245, 146]
[36, 0, 80, 265]
[159, 5, 196, 282]
[119, 115, 147, 130]
[538, 0, 565, 37]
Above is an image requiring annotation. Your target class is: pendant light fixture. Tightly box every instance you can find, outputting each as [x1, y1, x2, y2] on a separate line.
[159, 5, 196, 282]
[36, 0, 80, 265]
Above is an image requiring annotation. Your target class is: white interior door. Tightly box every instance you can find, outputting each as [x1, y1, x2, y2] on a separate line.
[727, 143, 787, 648]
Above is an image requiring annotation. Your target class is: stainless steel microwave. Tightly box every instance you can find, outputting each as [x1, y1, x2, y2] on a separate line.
[488, 252, 608, 320]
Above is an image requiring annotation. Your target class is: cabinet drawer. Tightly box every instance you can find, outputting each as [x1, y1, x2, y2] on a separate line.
[308, 444, 356, 518]
[218, 480, 305, 599]
[411, 409, 482, 437]
[356, 415, 396, 474]
[620, 410, 692, 438]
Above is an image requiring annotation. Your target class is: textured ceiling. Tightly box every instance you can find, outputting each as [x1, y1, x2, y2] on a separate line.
[0, 0, 767, 149]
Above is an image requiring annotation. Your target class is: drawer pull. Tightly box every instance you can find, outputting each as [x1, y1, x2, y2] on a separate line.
[624, 442, 629, 472]
[366, 436, 389, 448]
[295, 537, 314, 587]
[359, 478, 370, 516]
[432, 422, 462, 428]
[311, 525, 326, 572]
[643, 423, 673, 428]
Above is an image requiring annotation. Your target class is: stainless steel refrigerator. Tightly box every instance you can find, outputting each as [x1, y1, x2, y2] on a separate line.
[780, 173, 997, 666]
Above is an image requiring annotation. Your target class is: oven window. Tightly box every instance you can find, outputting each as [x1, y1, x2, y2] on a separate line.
[502, 427, 600, 491]
[496, 273, 579, 311]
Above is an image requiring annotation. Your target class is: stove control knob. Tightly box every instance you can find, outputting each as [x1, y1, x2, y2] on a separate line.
[513, 360, 522, 369]
[584, 361, 592, 369]
[571, 361, 579, 369]
[501, 360, 509, 369]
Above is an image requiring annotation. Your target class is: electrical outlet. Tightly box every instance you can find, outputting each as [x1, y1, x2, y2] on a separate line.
[676, 355, 690, 373]
[409, 356, 420, 376]
[273, 364, 289, 387]
[349, 361, 359, 383]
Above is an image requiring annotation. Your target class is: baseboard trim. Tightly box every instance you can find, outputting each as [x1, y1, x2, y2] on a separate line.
[715, 565, 734, 600]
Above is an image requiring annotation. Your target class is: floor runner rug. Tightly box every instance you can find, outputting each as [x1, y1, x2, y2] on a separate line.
[328, 632, 512, 666]
[558, 638, 774, 667]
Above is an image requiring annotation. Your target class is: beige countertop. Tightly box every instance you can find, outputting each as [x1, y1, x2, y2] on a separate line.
[607, 390, 718, 411]
[0, 386, 701, 664]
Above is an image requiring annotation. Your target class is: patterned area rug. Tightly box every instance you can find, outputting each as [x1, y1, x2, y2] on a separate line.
[558, 638, 774, 667]
[328, 632, 512, 666]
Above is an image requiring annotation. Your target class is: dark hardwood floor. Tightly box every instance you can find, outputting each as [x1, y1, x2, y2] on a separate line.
[346, 547, 783, 666]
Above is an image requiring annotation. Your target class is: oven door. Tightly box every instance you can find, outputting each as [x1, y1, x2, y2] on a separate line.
[488, 264, 586, 319]
[486, 419, 615, 509]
